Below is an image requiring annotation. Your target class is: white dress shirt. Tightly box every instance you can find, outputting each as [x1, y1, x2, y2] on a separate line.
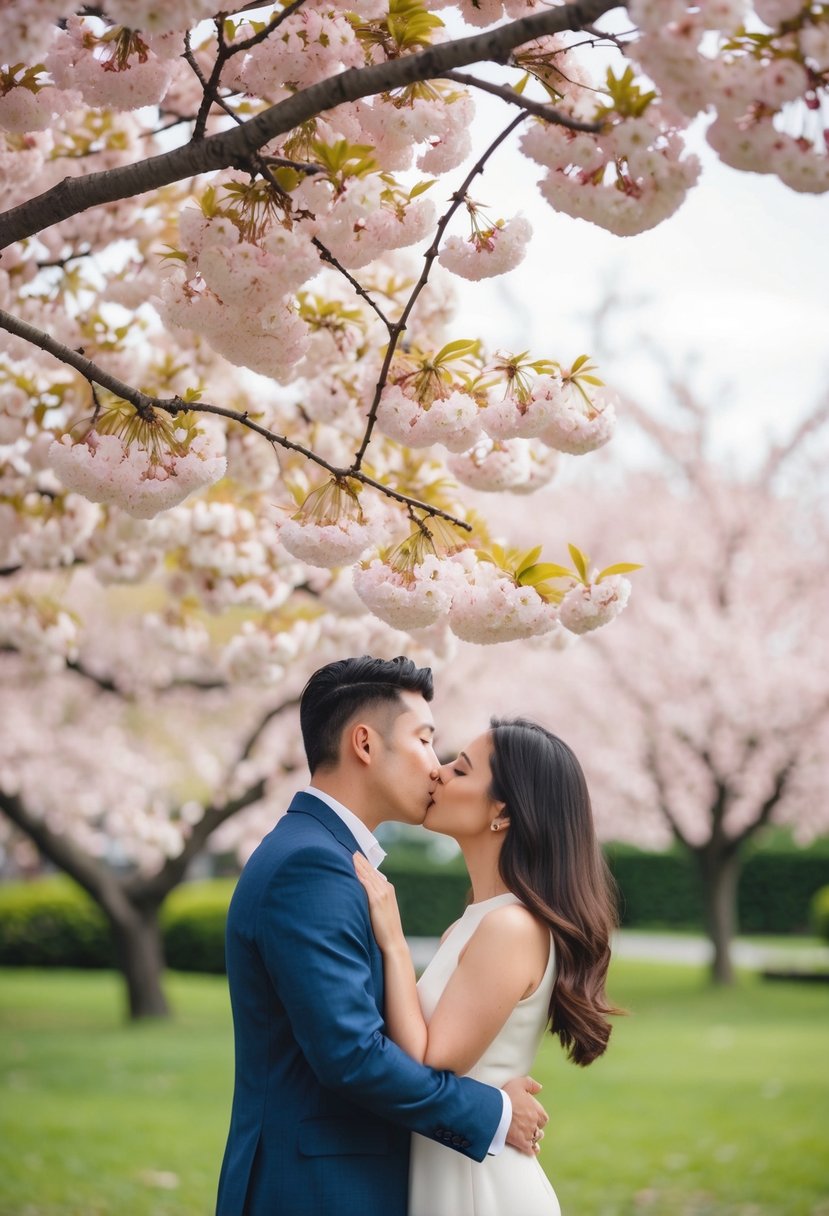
[303, 785, 511, 1155]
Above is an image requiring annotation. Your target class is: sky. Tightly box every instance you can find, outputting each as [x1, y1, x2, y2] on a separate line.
[440, 70, 829, 466]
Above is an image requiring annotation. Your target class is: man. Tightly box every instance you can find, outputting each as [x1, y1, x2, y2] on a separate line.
[217, 655, 548, 1216]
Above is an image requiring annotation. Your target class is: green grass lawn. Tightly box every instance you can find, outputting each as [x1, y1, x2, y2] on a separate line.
[0, 961, 827, 1216]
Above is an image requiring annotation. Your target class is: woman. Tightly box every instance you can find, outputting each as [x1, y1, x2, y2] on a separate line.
[354, 717, 621, 1216]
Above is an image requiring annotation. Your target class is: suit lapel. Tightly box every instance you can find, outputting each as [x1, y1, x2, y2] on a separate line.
[286, 791, 385, 1003]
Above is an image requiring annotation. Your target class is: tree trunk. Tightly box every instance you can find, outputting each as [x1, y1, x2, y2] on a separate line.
[106, 902, 170, 1020]
[695, 846, 742, 985]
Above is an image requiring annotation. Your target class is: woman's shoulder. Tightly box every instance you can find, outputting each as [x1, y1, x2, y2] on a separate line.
[474, 899, 550, 955]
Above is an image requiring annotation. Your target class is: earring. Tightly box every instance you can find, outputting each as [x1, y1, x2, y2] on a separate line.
[490, 822, 500, 832]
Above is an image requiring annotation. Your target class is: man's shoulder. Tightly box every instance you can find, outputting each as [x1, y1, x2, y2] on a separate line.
[243, 808, 348, 879]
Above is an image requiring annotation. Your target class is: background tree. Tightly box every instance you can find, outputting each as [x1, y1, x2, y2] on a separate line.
[436, 380, 829, 983]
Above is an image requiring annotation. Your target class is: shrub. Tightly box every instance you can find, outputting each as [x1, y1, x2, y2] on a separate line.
[739, 853, 829, 934]
[383, 855, 470, 937]
[811, 886, 829, 944]
[0, 876, 113, 967]
[161, 879, 236, 973]
[605, 845, 703, 929]
[1, 839, 827, 973]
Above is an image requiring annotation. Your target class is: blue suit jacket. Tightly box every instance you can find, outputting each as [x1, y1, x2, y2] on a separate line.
[216, 791, 503, 1216]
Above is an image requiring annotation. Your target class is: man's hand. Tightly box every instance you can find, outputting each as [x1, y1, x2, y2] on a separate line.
[503, 1076, 548, 1157]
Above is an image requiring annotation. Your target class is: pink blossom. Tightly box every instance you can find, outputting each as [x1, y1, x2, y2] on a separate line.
[375, 385, 482, 453]
[48, 427, 227, 520]
[449, 567, 559, 644]
[357, 92, 474, 174]
[0, 85, 76, 135]
[0, 593, 79, 674]
[508, 442, 560, 494]
[238, 10, 363, 99]
[353, 554, 462, 630]
[522, 105, 701, 237]
[46, 18, 174, 111]
[449, 437, 531, 490]
[558, 575, 632, 635]
[278, 516, 379, 568]
[103, 0, 220, 35]
[438, 215, 532, 281]
[538, 382, 617, 455]
[480, 373, 563, 440]
[2, 1, 66, 64]
[221, 619, 321, 685]
[158, 276, 310, 381]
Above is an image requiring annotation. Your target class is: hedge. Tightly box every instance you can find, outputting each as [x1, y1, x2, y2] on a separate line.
[162, 879, 236, 973]
[1, 843, 827, 971]
[812, 886, 829, 943]
[604, 844, 829, 934]
[0, 876, 114, 968]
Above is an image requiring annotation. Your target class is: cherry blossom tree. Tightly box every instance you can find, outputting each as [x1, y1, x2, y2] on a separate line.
[0, 593, 453, 1018]
[1, 1, 828, 1013]
[435, 385, 829, 984]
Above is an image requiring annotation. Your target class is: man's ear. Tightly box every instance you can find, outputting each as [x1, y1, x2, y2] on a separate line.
[350, 723, 373, 767]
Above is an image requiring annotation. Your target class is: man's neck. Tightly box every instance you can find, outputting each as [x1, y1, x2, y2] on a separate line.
[309, 774, 381, 832]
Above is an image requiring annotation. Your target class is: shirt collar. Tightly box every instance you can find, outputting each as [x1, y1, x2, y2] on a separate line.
[303, 786, 386, 869]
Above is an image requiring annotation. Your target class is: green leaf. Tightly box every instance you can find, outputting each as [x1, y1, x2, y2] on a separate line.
[570, 354, 591, 374]
[512, 72, 530, 96]
[434, 338, 479, 365]
[515, 545, 543, 577]
[568, 543, 589, 582]
[532, 583, 566, 604]
[596, 562, 643, 580]
[521, 562, 575, 584]
[409, 178, 436, 198]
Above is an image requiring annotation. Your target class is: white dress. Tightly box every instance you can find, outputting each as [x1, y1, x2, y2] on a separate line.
[409, 892, 561, 1216]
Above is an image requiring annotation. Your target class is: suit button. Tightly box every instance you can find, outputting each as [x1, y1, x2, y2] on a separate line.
[452, 1136, 463, 1146]
[461, 1139, 470, 1148]
[434, 1127, 444, 1137]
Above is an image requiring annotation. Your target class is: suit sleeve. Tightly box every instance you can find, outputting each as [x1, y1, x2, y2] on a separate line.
[256, 843, 504, 1162]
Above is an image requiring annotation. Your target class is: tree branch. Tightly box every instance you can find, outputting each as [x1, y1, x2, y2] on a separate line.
[311, 236, 394, 335]
[124, 695, 302, 902]
[0, 0, 615, 249]
[441, 70, 602, 131]
[350, 111, 527, 472]
[0, 306, 472, 531]
[0, 787, 135, 921]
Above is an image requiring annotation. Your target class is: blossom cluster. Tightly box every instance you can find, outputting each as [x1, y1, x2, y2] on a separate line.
[48, 423, 227, 520]
[373, 343, 617, 471]
[521, 94, 702, 237]
[353, 541, 636, 644]
[629, 1, 829, 193]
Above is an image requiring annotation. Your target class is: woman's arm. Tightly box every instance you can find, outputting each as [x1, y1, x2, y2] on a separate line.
[422, 906, 550, 1075]
[353, 851, 428, 1061]
[354, 852, 550, 1075]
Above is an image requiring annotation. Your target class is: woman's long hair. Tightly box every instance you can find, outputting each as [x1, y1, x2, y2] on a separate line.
[489, 717, 623, 1066]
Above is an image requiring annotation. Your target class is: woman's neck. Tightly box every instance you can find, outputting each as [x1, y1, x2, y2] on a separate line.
[459, 839, 510, 904]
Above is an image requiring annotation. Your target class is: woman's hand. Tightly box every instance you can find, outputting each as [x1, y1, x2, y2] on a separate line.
[353, 851, 407, 954]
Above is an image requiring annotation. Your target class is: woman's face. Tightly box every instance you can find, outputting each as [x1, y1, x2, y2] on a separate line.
[423, 730, 505, 841]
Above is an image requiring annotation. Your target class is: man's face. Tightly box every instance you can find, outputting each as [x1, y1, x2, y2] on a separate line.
[371, 691, 440, 826]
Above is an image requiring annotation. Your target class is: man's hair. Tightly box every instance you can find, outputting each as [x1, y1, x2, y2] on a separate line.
[300, 655, 434, 774]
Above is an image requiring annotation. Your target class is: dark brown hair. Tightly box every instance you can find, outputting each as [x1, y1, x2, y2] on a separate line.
[489, 717, 622, 1066]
